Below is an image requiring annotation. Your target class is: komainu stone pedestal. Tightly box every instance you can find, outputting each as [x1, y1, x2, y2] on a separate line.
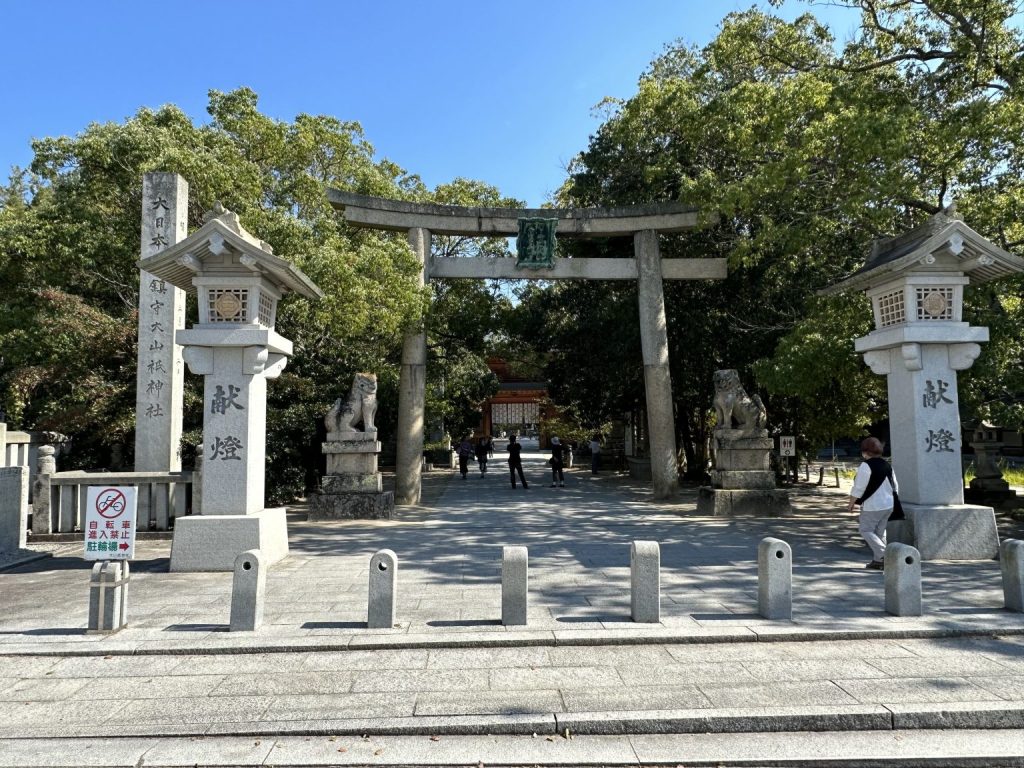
[697, 430, 791, 517]
[310, 431, 394, 520]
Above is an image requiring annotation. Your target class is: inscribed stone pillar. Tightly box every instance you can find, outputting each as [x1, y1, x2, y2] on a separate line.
[135, 173, 187, 471]
[395, 227, 429, 506]
[0, 466, 29, 551]
[186, 346, 280, 516]
[635, 230, 679, 498]
[862, 341, 979, 506]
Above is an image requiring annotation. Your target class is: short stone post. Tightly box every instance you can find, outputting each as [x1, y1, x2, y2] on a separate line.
[884, 543, 922, 616]
[229, 549, 266, 631]
[87, 561, 129, 634]
[1000, 539, 1024, 612]
[368, 549, 398, 629]
[630, 540, 660, 623]
[757, 537, 792, 620]
[31, 445, 56, 535]
[502, 546, 528, 626]
[0, 466, 29, 552]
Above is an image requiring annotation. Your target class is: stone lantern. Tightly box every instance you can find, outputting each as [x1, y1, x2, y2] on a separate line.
[823, 207, 1024, 559]
[138, 206, 323, 571]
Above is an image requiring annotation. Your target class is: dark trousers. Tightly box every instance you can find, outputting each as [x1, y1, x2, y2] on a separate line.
[459, 455, 470, 477]
[591, 453, 601, 473]
[509, 461, 527, 487]
[551, 461, 564, 483]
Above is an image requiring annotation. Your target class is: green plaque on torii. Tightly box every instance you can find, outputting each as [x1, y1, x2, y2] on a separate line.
[516, 217, 557, 269]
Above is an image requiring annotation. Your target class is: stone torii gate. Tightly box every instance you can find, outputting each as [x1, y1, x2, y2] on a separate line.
[328, 191, 725, 502]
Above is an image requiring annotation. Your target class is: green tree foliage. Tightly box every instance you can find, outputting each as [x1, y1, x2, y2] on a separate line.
[536, 0, 1023, 468]
[0, 88, 430, 498]
[423, 179, 520, 441]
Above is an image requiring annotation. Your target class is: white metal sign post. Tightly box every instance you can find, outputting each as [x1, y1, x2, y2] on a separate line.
[779, 436, 796, 483]
[84, 486, 137, 561]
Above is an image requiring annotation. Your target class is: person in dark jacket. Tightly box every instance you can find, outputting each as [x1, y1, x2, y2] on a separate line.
[507, 434, 528, 489]
[457, 435, 474, 480]
[475, 436, 489, 476]
[550, 436, 565, 488]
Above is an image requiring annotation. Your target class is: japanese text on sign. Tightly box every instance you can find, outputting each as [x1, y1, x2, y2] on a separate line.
[84, 486, 137, 561]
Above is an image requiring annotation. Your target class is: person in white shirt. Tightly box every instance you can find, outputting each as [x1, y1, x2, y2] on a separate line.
[847, 436, 899, 570]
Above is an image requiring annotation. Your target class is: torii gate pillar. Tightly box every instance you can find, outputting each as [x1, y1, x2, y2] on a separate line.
[395, 227, 429, 505]
[636, 230, 679, 498]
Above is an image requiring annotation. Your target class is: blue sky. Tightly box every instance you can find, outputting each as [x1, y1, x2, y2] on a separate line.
[1, 1, 861, 206]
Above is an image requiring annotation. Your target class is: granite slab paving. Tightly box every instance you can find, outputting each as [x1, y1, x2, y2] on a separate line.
[5, 450, 1024, 754]
[3, 730, 1024, 767]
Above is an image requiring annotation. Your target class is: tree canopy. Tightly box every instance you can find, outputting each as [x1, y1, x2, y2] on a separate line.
[523, 0, 1024, 468]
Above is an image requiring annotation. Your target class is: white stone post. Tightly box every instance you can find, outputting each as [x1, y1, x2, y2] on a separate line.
[368, 549, 398, 628]
[135, 173, 188, 472]
[630, 539, 661, 623]
[30, 445, 56, 535]
[1001, 539, 1024, 612]
[501, 545, 528, 626]
[884, 543, 922, 616]
[230, 549, 266, 631]
[87, 561, 129, 634]
[395, 228, 429, 506]
[635, 230, 678, 498]
[757, 537, 792, 620]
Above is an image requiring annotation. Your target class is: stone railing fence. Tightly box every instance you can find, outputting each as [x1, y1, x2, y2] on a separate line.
[0, 425, 70, 502]
[32, 464, 194, 534]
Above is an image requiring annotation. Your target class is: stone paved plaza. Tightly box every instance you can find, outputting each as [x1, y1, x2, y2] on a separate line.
[4, 445, 1024, 765]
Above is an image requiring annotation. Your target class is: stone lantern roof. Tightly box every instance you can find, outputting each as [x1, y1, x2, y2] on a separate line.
[137, 206, 324, 299]
[821, 207, 1024, 296]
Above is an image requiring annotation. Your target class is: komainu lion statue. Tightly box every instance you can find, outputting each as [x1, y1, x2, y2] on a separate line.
[325, 373, 378, 434]
[712, 369, 767, 434]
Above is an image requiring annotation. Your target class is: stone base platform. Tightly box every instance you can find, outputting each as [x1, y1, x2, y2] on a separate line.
[696, 487, 791, 517]
[169, 508, 289, 572]
[902, 502, 999, 560]
[309, 490, 395, 520]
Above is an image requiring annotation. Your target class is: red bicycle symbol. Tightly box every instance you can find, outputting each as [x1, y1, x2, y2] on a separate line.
[96, 489, 127, 519]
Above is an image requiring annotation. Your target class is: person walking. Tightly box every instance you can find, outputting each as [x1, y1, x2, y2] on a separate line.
[550, 436, 565, 487]
[507, 434, 528, 489]
[589, 433, 602, 474]
[847, 436, 899, 570]
[457, 435, 474, 480]
[475, 435, 489, 477]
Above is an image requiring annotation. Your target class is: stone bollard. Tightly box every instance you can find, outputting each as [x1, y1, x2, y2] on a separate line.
[630, 540, 660, 623]
[88, 561, 129, 633]
[884, 543, 922, 616]
[502, 546, 528, 626]
[229, 549, 266, 631]
[31, 445, 56, 535]
[368, 549, 398, 629]
[0, 466, 29, 552]
[757, 537, 792, 620]
[1000, 539, 1024, 612]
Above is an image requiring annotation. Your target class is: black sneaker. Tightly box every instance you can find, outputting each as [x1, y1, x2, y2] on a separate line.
[865, 560, 884, 570]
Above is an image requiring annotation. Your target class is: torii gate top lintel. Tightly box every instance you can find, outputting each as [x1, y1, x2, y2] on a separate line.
[328, 189, 704, 238]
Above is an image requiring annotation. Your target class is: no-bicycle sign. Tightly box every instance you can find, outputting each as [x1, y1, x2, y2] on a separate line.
[84, 486, 137, 561]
